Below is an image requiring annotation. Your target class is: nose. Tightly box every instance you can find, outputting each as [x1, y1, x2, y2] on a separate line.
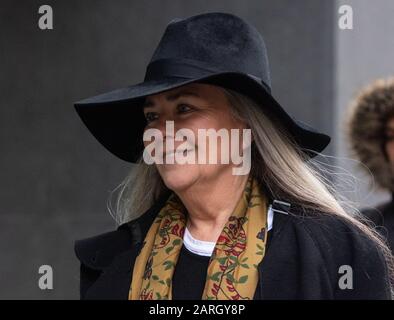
[153, 118, 191, 153]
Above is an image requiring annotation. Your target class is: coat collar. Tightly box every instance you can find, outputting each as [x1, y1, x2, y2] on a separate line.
[75, 193, 171, 299]
[75, 191, 171, 271]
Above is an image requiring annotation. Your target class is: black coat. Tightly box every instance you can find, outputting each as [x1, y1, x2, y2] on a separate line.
[74, 196, 392, 300]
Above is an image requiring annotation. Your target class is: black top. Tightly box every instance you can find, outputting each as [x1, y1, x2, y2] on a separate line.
[172, 231, 273, 299]
[74, 196, 392, 300]
[172, 245, 210, 300]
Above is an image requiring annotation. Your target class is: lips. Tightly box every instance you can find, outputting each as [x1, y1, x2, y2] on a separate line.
[164, 148, 194, 157]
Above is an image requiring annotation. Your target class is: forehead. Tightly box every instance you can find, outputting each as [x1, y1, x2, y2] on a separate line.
[142, 82, 222, 107]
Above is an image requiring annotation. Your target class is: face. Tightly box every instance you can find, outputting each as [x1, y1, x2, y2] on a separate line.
[142, 83, 249, 192]
[385, 117, 394, 165]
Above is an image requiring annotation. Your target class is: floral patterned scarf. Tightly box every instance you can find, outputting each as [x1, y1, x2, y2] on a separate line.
[129, 176, 268, 300]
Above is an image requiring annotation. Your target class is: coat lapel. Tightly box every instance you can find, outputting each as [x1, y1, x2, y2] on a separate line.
[254, 211, 290, 299]
[85, 247, 138, 299]
[82, 194, 170, 299]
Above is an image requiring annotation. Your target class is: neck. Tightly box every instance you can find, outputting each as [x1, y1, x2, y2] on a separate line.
[175, 172, 249, 242]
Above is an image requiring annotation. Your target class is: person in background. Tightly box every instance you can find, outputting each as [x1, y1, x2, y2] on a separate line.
[348, 77, 394, 251]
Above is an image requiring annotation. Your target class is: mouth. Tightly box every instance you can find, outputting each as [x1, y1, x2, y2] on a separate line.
[164, 148, 195, 157]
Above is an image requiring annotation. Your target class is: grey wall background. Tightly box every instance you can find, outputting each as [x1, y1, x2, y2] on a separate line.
[0, 0, 366, 299]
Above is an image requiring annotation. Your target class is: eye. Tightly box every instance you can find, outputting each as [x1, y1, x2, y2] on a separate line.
[177, 103, 194, 113]
[144, 112, 159, 123]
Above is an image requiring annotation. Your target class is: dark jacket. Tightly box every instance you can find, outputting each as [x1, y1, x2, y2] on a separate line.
[362, 194, 394, 252]
[74, 196, 392, 300]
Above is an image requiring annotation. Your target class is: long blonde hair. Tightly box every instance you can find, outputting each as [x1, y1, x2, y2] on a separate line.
[108, 86, 394, 293]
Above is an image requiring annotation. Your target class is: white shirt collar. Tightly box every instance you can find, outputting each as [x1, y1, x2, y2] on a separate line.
[183, 205, 274, 257]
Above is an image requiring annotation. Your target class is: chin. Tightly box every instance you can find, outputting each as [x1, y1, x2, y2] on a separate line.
[158, 164, 198, 191]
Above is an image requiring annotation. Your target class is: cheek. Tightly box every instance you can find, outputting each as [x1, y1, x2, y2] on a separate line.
[179, 115, 218, 131]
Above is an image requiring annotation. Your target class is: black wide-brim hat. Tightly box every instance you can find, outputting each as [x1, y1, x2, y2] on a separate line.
[74, 12, 330, 163]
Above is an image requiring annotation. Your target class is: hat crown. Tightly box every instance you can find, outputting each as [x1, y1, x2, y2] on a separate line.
[74, 12, 330, 163]
[147, 12, 271, 89]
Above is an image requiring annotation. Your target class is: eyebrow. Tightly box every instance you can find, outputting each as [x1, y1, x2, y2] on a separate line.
[142, 90, 201, 109]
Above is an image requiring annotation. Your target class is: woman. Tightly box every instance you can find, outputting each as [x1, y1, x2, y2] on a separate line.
[73, 12, 393, 299]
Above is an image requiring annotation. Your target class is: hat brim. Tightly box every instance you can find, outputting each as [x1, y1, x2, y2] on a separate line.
[74, 72, 330, 162]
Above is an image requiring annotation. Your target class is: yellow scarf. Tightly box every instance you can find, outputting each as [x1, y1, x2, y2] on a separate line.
[129, 176, 268, 300]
